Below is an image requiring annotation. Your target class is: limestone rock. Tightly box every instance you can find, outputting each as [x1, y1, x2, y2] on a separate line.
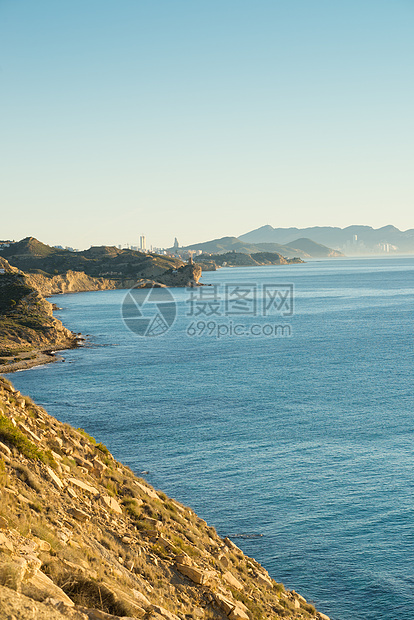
[0, 584, 87, 620]
[33, 537, 51, 552]
[156, 263, 202, 287]
[106, 585, 145, 617]
[46, 466, 65, 491]
[140, 529, 159, 538]
[292, 589, 307, 603]
[142, 517, 161, 529]
[21, 569, 75, 606]
[156, 535, 173, 551]
[0, 558, 27, 590]
[68, 507, 90, 522]
[133, 588, 151, 608]
[0, 516, 8, 529]
[83, 610, 135, 620]
[174, 553, 191, 565]
[135, 481, 159, 499]
[229, 606, 250, 620]
[68, 478, 98, 495]
[176, 563, 215, 585]
[222, 570, 243, 590]
[92, 457, 106, 472]
[151, 604, 181, 620]
[0, 441, 12, 457]
[255, 571, 273, 588]
[223, 537, 241, 553]
[214, 592, 235, 615]
[0, 531, 14, 552]
[101, 495, 123, 514]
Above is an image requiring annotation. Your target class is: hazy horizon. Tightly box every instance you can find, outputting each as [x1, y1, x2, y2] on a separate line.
[2, 222, 414, 253]
[1, 1, 413, 248]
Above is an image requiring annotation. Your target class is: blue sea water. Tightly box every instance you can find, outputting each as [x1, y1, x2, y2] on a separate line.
[7, 257, 414, 620]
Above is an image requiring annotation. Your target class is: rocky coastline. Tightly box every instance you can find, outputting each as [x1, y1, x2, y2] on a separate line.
[0, 243, 332, 619]
[0, 375, 330, 620]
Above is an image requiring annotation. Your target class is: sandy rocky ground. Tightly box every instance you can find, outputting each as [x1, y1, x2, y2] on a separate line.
[0, 375, 332, 620]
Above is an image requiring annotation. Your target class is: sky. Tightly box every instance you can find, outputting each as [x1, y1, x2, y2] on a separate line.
[1, 0, 413, 249]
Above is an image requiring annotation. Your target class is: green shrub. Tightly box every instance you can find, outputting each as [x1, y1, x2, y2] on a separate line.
[77, 428, 96, 444]
[96, 442, 110, 456]
[0, 413, 44, 460]
[121, 496, 142, 521]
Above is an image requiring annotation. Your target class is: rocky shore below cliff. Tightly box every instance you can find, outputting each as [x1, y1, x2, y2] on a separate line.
[0, 260, 79, 374]
[0, 256, 202, 373]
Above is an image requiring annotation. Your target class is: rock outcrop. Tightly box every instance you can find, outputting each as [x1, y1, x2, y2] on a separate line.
[156, 264, 202, 288]
[0, 259, 77, 372]
[195, 252, 303, 269]
[0, 376, 330, 620]
[0, 253, 202, 373]
[26, 265, 202, 297]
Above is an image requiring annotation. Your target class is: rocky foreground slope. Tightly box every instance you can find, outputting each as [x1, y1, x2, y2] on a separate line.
[0, 376, 330, 620]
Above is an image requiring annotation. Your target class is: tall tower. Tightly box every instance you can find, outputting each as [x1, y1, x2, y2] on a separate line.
[140, 235, 146, 251]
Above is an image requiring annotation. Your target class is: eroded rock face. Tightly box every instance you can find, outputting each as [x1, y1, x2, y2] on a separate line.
[156, 263, 202, 287]
[0, 584, 88, 620]
[0, 375, 328, 620]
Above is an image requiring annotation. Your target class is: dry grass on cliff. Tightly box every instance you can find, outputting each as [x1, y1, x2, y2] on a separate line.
[0, 375, 327, 620]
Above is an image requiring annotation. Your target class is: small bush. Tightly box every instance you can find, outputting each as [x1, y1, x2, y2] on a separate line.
[29, 501, 43, 513]
[57, 575, 134, 615]
[302, 602, 316, 614]
[0, 413, 44, 461]
[0, 562, 22, 590]
[104, 479, 118, 497]
[32, 523, 60, 552]
[77, 428, 96, 444]
[96, 442, 110, 456]
[121, 497, 141, 521]
[15, 464, 42, 493]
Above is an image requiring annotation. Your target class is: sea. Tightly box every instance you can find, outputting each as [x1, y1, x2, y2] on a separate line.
[7, 256, 414, 620]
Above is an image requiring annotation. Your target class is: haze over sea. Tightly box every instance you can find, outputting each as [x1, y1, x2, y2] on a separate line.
[9, 257, 414, 620]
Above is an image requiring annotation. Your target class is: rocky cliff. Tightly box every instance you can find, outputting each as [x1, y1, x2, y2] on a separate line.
[0, 376, 330, 620]
[26, 264, 203, 297]
[0, 258, 78, 372]
[26, 271, 122, 297]
[0, 255, 203, 373]
[195, 253, 303, 269]
[155, 264, 202, 288]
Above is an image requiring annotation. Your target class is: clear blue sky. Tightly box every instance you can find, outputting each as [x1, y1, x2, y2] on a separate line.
[1, 0, 413, 248]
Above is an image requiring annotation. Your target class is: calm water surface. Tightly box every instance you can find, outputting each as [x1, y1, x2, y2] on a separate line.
[8, 257, 414, 620]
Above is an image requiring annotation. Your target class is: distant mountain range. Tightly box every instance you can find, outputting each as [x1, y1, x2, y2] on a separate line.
[179, 236, 343, 259]
[239, 225, 414, 255]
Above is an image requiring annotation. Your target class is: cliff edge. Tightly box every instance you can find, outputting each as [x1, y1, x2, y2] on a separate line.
[0, 258, 78, 372]
[0, 376, 330, 620]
